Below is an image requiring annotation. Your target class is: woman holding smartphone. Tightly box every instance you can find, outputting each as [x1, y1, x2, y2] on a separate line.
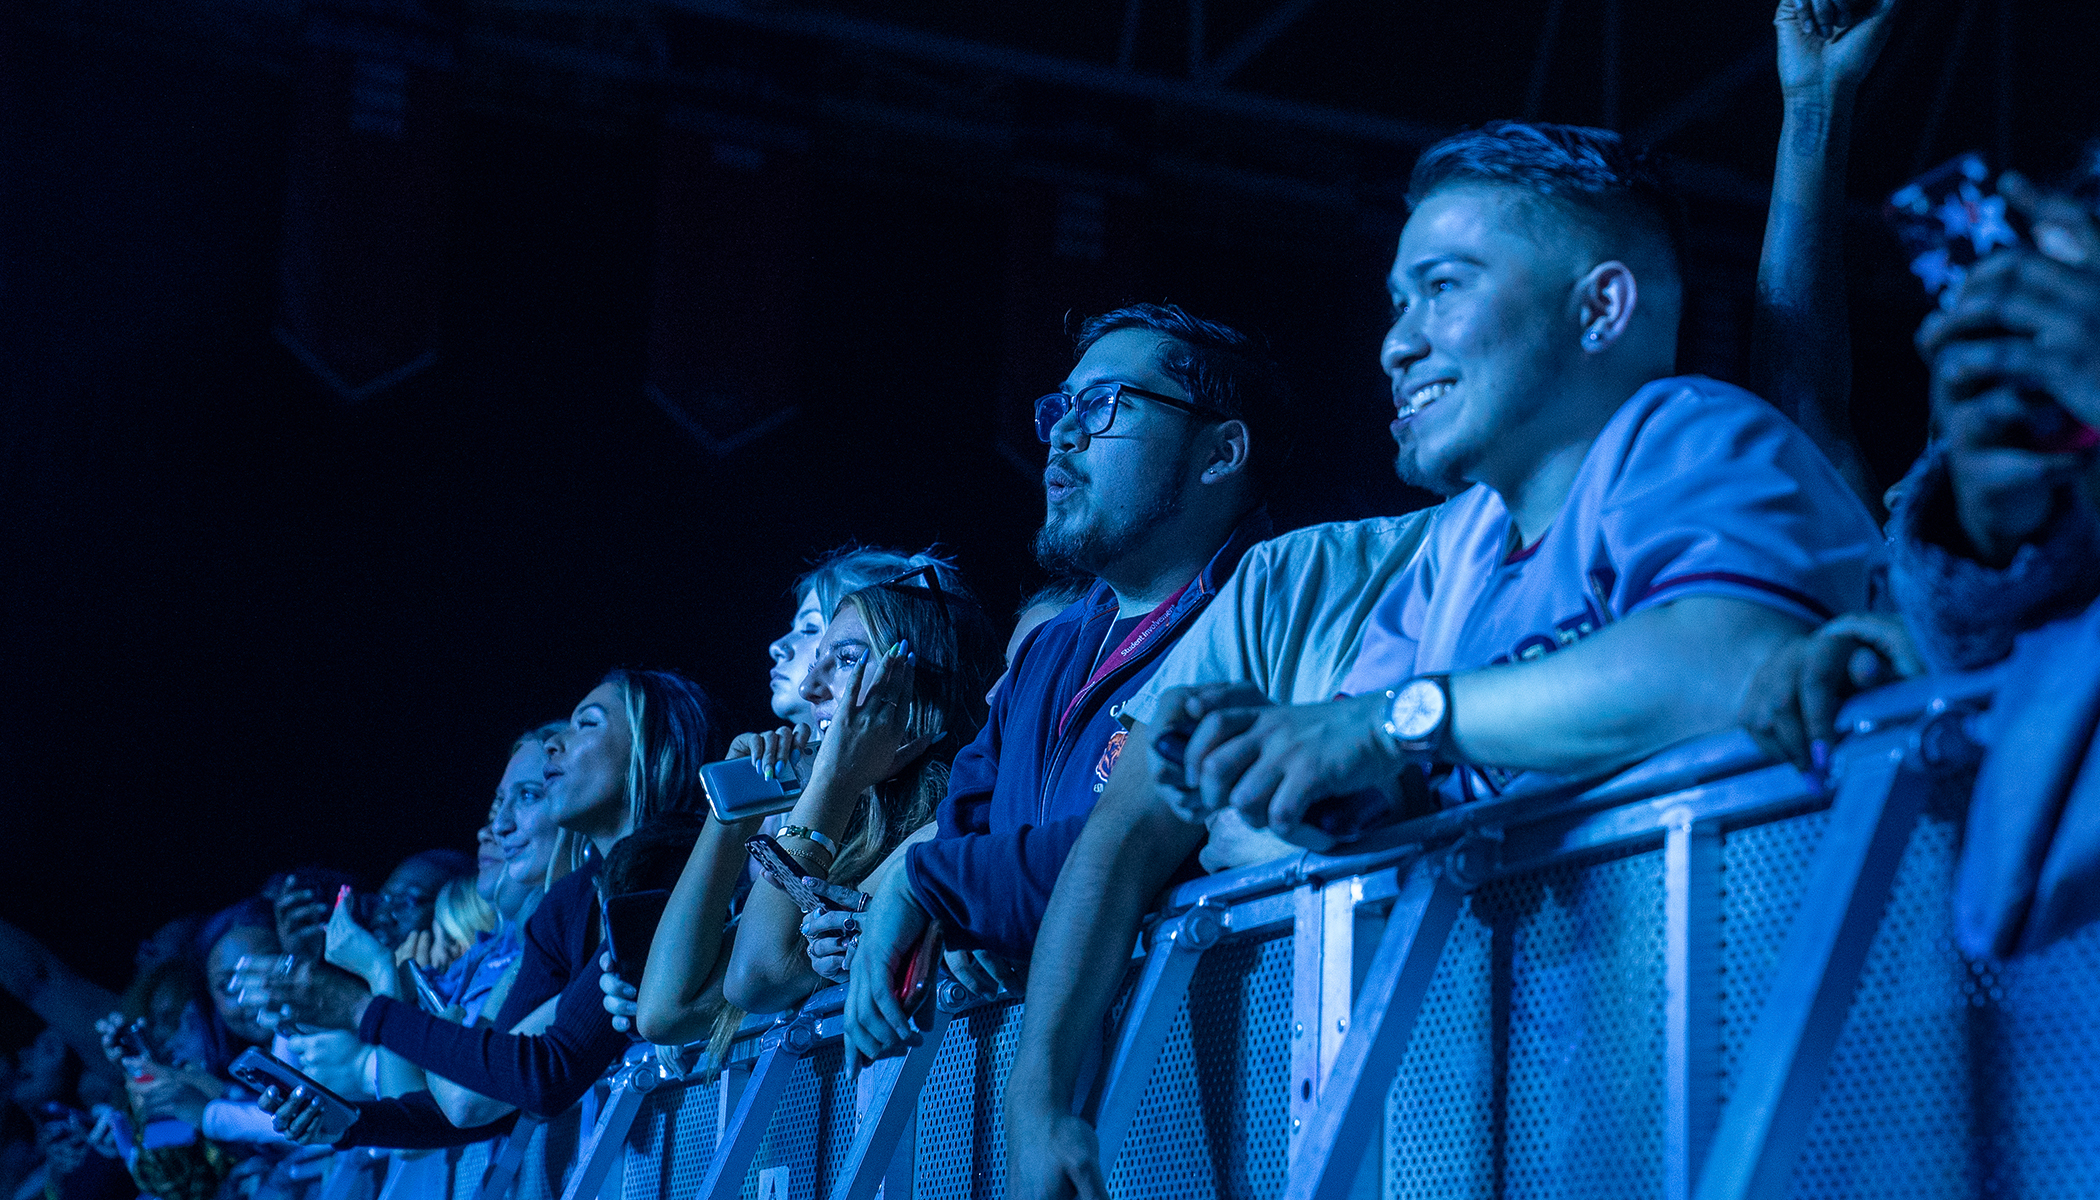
[243, 667, 722, 1148]
[630, 565, 998, 1052]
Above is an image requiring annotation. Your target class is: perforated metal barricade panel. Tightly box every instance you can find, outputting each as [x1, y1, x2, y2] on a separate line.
[621, 1074, 722, 1200]
[1718, 806, 1830, 1126]
[1385, 886, 1495, 1198]
[916, 1000, 1027, 1200]
[513, 1107, 584, 1200]
[1105, 931, 1295, 1200]
[1730, 802, 2100, 1200]
[1974, 894, 2100, 1195]
[729, 1044, 856, 1200]
[599, 749, 2100, 1200]
[448, 1138, 493, 1200]
[1386, 846, 1667, 1199]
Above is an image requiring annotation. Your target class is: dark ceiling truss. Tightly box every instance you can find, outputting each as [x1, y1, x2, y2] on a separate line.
[462, 0, 1773, 208]
[13, 0, 1791, 209]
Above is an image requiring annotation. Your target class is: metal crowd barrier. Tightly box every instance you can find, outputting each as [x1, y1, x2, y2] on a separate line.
[368, 663, 2100, 1199]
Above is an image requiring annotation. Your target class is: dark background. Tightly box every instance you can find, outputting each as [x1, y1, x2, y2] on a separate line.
[4, 0, 2097, 1049]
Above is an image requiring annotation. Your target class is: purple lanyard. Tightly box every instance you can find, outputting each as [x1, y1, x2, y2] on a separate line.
[1055, 580, 1193, 740]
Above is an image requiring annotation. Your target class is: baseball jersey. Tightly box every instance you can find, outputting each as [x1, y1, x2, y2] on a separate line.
[1338, 374, 1884, 803]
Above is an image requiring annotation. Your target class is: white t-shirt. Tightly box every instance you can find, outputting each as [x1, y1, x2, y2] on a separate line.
[1121, 512, 1441, 870]
[1338, 374, 1884, 803]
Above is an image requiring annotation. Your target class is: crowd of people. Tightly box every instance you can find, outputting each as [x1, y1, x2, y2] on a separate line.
[8, 1, 2100, 1198]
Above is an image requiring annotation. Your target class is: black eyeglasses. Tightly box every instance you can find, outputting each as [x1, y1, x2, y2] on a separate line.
[1034, 382, 1219, 443]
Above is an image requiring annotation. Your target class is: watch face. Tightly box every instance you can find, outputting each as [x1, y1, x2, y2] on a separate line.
[1388, 678, 1447, 742]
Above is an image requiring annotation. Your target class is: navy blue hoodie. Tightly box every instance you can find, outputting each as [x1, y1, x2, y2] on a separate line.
[903, 508, 1272, 958]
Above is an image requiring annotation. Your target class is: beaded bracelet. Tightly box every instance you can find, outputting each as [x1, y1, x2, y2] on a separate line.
[777, 825, 840, 857]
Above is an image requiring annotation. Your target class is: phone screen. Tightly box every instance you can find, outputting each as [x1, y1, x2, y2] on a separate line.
[1885, 152, 2029, 308]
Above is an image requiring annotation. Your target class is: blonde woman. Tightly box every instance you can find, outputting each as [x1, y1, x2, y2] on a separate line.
[631, 566, 998, 1052]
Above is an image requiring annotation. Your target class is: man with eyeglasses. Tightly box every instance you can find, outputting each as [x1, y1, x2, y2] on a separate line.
[1002, 121, 1885, 1200]
[839, 303, 1289, 1062]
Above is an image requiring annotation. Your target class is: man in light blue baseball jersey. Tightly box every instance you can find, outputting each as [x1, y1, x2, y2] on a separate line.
[1003, 120, 1883, 1200]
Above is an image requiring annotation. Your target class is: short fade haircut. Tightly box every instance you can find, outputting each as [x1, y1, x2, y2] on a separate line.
[1074, 303, 1294, 491]
[1406, 122, 1686, 288]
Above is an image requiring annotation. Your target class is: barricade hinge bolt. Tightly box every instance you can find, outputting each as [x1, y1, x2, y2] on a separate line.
[937, 979, 974, 1014]
[1911, 704, 1986, 777]
[1176, 899, 1227, 952]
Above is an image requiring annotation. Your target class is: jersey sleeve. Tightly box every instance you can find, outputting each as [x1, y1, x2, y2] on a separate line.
[1604, 383, 1883, 623]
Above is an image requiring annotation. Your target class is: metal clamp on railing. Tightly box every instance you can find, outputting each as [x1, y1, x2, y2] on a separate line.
[588, 665, 2035, 1200]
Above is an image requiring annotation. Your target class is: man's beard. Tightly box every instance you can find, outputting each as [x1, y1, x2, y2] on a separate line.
[1034, 480, 1188, 577]
[1392, 431, 1469, 497]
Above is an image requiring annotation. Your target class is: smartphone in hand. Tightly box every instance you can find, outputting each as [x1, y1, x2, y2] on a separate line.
[744, 834, 869, 915]
[228, 1049, 359, 1139]
[1886, 152, 2028, 307]
[702, 756, 804, 822]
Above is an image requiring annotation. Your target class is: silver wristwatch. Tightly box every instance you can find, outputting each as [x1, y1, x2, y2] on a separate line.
[1379, 674, 1453, 762]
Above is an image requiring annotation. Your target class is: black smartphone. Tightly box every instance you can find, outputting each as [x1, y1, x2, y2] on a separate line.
[404, 962, 449, 1015]
[111, 1018, 150, 1061]
[602, 888, 673, 986]
[744, 834, 869, 915]
[228, 1048, 360, 1139]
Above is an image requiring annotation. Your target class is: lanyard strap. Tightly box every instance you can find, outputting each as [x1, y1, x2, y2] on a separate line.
[1055, 580, 1193, 739]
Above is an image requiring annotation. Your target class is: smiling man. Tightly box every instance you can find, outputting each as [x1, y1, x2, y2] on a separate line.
[837, 304, 1287, 1063]
[1002, 123, 1885, 1200]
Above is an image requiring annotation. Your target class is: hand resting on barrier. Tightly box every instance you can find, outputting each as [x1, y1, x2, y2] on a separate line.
[840, 865, 1025, 1062]
[1145, 598, 1812, 845]
[1147, 681, 1404, 845]
[1738, 613, 1924, 771]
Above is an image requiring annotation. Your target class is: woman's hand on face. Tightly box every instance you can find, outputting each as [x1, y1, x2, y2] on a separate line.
[812, 642, 938, 793]
[728, 726, 813, 783]
[800, 906, 860, 983]
[597, 952, 638, 1033]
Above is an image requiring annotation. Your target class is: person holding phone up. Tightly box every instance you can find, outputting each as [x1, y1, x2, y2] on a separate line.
[1742, 173, 2100, 958]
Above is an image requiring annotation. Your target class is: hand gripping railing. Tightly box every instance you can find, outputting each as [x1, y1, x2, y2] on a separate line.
[1085, 664, 2001, 1200]
[544, 664, 2008, 1200]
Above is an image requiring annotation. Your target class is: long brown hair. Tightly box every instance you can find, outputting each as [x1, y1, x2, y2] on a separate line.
[702, 567, 999, 1069]
[820, 573, 999, 886]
